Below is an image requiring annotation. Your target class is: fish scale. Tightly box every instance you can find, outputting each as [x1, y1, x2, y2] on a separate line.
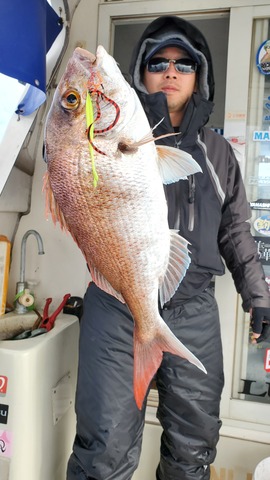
[44, 44, 206, 409]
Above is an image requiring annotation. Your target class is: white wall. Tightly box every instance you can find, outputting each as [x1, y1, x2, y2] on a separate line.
[5, 0, 100, 311]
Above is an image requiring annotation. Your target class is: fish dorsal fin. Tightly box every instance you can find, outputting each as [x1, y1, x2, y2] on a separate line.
[89, 262, 125, 304]
[156, 145, 202, 184]
[159, 230, 191, 307]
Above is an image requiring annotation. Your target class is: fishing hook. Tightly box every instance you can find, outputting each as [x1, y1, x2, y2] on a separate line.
[86, 89, 120, 155]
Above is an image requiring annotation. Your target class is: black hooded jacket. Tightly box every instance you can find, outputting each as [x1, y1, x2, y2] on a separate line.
[129, 16, 270, 310]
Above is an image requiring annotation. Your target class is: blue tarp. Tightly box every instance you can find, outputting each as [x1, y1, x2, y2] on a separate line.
[0, 0, 63, 115]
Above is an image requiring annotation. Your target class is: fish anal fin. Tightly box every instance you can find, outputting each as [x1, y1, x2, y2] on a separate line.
[156, 145, 202, 184]
[134, 320, 206, 410]
[89, 263, 125, 303]
[159, 231, 191, 307]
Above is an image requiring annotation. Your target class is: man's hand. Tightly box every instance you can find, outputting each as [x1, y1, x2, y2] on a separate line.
[250, 307, 270, 344]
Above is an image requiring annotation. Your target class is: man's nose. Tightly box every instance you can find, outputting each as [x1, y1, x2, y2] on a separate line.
[165, 63, 177, 78]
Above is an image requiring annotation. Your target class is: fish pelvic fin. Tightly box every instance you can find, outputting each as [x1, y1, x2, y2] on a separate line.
[156, 145, 202, 184]
[159, 230, 191, 307]
[43, 172, 68, 231]
[134, 320, 206, 410]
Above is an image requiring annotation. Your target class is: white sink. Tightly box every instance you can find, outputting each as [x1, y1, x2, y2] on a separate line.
[0, 311, 39, 340]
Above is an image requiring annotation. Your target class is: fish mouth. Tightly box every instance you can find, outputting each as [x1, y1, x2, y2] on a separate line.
[74, 47, 96, 64]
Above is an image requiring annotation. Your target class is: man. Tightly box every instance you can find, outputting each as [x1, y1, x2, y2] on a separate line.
[67, 15, 270, 480]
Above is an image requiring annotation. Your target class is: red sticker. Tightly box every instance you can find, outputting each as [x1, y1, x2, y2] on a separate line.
[0, 376, 8, 395]
[264, 349, 270, 372]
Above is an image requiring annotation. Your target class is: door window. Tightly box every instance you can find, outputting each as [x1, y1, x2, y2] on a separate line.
[233, 17, 270, 405]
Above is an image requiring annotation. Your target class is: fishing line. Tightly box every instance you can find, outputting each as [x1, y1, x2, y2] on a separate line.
[91, 89, 120, 133]
[86, 89, 121, 159]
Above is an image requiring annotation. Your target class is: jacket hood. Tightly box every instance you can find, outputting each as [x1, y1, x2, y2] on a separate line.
[129, 15, 215, 102]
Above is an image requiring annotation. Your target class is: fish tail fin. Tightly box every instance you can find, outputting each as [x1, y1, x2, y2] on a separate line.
[133, 329, 163, 410]
[133, 320, 206, 410]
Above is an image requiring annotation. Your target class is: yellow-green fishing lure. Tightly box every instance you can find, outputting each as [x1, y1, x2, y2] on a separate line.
[86, 91, 99, 188]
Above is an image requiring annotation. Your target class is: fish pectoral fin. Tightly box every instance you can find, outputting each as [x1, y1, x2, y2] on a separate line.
[89, 264, 125, 304]
[118, 125, 177, 152]
[156, 145, 202, 184]
[159, 230, 191, 307]
[117, 130, 155, 153]
[133, 320, 206, 410]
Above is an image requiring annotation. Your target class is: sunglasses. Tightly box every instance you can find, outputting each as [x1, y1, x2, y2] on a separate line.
[147, 57, 198, 74]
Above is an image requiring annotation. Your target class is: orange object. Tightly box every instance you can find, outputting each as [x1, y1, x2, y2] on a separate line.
[0, 235, 11, 316]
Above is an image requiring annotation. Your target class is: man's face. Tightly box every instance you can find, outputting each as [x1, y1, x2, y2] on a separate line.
[143, 47, 197, 122]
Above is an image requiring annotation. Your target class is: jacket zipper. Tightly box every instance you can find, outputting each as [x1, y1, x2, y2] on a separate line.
[188, 175, 195, 231]
[174, 136, 196, 232]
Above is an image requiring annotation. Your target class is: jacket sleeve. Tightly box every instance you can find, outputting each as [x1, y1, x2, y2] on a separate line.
[217, 146, 270, 312]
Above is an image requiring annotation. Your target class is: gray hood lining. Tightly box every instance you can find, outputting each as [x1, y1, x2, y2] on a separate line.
[133, 33, 209, 100]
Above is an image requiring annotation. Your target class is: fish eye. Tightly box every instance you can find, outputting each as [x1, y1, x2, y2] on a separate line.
[62, 89, 81, 110]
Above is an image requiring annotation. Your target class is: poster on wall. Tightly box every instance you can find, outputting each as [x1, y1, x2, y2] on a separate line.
[257, 39, 270, 75]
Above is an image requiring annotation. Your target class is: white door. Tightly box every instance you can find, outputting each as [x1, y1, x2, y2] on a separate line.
[97, 2, 270, 478]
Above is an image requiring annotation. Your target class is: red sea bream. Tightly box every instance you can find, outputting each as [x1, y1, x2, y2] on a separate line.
[44, 45, 206, 409]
